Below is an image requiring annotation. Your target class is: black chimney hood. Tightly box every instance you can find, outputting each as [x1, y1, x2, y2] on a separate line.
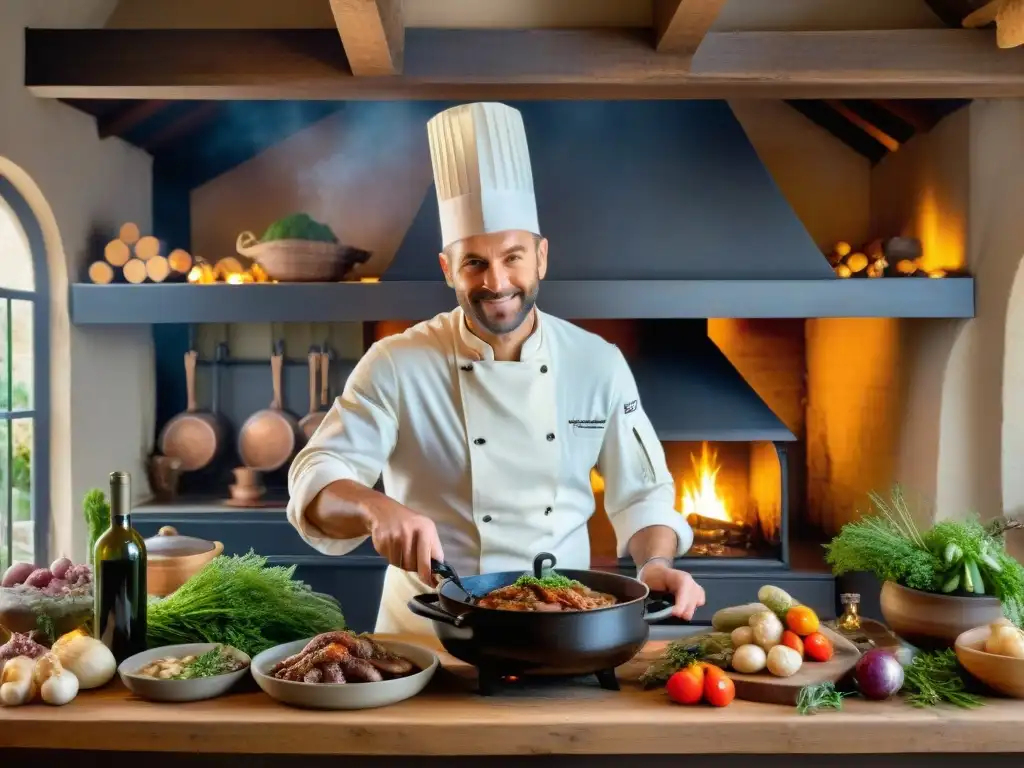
[386, 100, 834, 282]
[631, 320, 795, 443]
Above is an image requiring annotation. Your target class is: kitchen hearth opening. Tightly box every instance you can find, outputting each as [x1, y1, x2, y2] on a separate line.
[592, 439, 786, 562]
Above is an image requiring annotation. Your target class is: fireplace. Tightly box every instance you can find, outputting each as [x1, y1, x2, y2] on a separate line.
[592, 439, 788, 563]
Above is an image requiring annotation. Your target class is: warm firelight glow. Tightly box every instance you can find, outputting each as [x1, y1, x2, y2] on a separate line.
[680, 442, 731, 523]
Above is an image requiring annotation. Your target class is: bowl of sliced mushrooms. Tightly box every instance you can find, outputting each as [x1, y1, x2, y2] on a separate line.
[118, 643, 250, 702]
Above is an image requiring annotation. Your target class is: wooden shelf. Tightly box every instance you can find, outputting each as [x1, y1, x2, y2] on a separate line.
[69, 278, 975, 324]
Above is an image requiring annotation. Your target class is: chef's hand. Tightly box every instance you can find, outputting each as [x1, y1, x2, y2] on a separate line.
[366, 498, 445, 587]
[639, 562, 706, 621]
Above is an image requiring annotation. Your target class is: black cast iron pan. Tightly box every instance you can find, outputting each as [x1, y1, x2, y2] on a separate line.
[408, 553, 675, 680]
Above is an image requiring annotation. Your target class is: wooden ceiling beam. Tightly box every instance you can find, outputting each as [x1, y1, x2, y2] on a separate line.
[329, 0, 404, 76]
[97, 99, 169, 138]
[24, 28, 1024, 100]
[652, 0, 729, 60]
[786, 101, 889, 164]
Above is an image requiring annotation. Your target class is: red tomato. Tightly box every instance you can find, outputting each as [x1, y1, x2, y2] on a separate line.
[704, 671, 736, 708]
[666, 665, 704, 705]
[804, 632, 834, 662]
[781, 630, 805, 658]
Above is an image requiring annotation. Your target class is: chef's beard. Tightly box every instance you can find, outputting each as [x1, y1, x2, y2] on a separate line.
[461, 280, 540, 336]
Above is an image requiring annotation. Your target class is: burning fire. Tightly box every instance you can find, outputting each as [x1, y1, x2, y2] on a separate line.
[679, 442, 731, 523]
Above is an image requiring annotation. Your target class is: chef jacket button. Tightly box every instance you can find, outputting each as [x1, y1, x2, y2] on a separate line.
[482, 515, 493, 523]
[546, 433, 555, 441]
[461, 364, 474, 372]
[544, 507, 552, 515]
[474, 438, 486, 445]
[540, 365, 548, 373]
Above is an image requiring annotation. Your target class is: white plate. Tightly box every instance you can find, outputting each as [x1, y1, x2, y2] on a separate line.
[251, 636, 439, 710]
[118, 643, 251, 702]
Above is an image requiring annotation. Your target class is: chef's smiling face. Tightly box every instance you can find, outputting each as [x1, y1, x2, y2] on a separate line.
[440, 230, 548, 337]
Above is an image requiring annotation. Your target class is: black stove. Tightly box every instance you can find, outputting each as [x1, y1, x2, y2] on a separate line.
[474, 665, 621, 696]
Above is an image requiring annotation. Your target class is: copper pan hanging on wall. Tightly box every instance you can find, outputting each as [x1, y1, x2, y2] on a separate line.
[238, 338, 304, 472]
[157, 344, 223, 472]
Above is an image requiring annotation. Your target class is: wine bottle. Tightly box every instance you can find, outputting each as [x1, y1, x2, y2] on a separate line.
[93, 471, 148, 663]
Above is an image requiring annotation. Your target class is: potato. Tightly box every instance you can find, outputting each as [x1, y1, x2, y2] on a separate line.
[750, 610, 784, 650]
[766, 645, 803, 677]
[731, 626, 755, 648]
[731, 644, 767, 674]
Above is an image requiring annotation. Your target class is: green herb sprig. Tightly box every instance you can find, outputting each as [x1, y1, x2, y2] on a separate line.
[83, 489, 110, 565]
[172, 646, 245, 680]
[640, 632, 733, 689]
[796, 682, 849, 715]
[902, 649, 983, 709]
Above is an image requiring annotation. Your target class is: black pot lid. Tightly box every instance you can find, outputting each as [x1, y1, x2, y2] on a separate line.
[145, 526, 216, 558]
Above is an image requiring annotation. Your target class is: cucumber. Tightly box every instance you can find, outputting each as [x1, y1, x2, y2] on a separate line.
[711, 602, 769, 632]
[757, 585, 796, 619]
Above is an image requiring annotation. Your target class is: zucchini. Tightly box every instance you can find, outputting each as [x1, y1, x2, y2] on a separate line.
[711, 602, 769, 632]
[942, 572, 960, 593]
[757, 585, 796, 619]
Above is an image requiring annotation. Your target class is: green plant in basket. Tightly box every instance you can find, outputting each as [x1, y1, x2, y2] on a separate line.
[824, 485, 1024, 626]
[260, 213, 337, 244]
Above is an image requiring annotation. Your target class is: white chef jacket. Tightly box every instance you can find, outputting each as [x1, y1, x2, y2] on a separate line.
[286, 307, 693, 635]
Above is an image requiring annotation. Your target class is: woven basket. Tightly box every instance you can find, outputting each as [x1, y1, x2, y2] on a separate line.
[237, 231, 359, 282]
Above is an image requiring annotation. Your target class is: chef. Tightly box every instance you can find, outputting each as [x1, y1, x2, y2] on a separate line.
[287, 102, 704, 635]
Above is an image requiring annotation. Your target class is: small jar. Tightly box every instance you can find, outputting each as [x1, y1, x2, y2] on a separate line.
[837, 592, 862, 632]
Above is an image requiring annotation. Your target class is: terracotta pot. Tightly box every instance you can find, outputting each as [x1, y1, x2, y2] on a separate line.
[880, 581, 1003, 649]
[145, 526, 224, 598]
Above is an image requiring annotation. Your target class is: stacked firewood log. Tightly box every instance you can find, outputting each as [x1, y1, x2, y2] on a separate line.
[825, 236, 954, 279]
[86, 222, 194, 284]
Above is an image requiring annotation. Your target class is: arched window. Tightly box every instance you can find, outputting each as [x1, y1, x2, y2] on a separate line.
[0, 175, 49, 571]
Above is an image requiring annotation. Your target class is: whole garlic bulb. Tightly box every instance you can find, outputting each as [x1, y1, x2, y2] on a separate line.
[52, 632, 117, 689]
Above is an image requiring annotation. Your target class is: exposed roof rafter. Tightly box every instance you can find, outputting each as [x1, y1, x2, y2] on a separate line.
[652, 0, 729, 61]
[330, 0, 405, 76]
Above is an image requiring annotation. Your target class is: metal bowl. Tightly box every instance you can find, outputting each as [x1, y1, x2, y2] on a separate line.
[250, 637, 439, 710]
[118, 643, 251, 702]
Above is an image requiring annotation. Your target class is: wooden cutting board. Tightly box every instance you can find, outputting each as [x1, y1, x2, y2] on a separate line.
[725, 626, 861, 706]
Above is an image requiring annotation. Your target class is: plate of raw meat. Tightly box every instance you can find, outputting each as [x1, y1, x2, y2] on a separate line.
[251, 630, 439, 710]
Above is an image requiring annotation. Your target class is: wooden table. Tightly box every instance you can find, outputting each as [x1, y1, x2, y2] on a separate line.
[2, 636, 1023, 765]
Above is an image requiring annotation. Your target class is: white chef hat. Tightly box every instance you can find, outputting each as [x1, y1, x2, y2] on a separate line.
[426, 102, 540, 250]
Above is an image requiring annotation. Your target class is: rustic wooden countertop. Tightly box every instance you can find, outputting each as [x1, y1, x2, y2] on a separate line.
[1, 636, 1021, 757]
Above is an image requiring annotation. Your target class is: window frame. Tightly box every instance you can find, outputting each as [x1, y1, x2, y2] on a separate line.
[0, 174, 50, 567]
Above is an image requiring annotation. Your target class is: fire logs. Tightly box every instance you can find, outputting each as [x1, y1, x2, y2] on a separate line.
[85, 222, 194, 284]
[824, 236, 957, 279]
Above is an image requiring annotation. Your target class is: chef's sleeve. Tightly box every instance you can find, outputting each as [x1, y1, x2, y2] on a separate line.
[286, 342, 400, 556]
[598, 347, 694, 559]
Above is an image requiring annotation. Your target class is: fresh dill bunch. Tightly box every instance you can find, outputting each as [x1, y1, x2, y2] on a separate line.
[824, 515, 941, 591]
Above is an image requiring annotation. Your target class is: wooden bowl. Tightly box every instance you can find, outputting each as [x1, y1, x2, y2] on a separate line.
[955, 625, 1024, 698]
[880, 581, 1003, 649]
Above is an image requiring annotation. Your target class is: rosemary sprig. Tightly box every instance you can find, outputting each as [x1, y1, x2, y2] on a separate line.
[796, 682, 849, 715]
[640, 632, 733, 688]
[172, 645, 245, 680]
[902, 649, 983, 709]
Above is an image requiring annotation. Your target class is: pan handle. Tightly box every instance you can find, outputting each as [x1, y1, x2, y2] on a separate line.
[533, 552, 557, 578]
[408, 593, 471, 628]
[643, 592, 677, 623]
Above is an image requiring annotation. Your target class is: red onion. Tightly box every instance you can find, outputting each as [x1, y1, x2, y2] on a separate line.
[854, 648, 905, 700]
